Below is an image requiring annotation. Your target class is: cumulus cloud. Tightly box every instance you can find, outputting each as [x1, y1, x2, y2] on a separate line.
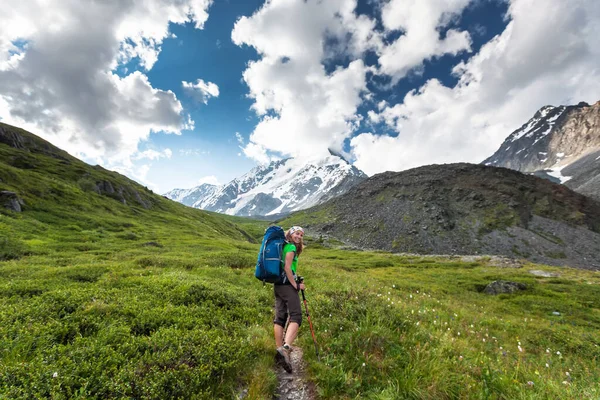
[182, 79, 220, 104]
[352, 0, 600, 175]
[242, 141, 271, 165]
[0, 0, 212, 166]
[377, 0, 473, 80]
[232, 0, 379, 163]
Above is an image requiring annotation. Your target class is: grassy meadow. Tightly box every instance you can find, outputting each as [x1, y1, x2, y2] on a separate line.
[2, 214, 600, 399]
[1, 131, 600, 398]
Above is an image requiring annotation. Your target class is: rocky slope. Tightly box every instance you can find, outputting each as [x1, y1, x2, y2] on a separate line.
[285, 163, 600, 270]
[483, 101, 600, 200]
[165, 153, 367, 217]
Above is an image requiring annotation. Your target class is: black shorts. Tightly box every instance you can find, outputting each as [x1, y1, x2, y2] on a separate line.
[273, 284, 302, 327]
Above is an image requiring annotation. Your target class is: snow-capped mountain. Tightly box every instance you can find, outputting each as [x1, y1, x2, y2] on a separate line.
[164, 152, 368, 216]
[483, 101, 600, 200]
[163, 184, 220, 207]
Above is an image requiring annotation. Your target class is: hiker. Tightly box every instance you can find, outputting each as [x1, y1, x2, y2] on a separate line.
[274, 226, 306, 373]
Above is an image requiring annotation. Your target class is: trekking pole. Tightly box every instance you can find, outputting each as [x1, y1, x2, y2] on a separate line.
[298, 277, 319, 361]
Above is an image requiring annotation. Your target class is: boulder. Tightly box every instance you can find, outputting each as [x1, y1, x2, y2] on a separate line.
[0, 191, 24, 212]
[483, 280, 527, 295]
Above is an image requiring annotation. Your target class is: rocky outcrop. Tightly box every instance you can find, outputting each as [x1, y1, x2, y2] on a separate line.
[93, 180, 152, 209]
[483, 281, 527, 295]
[546, 102, 600, 168]
[0, 191, 24, 212]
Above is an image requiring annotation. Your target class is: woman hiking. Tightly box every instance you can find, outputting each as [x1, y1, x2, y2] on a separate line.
[273, 226, 306, 373]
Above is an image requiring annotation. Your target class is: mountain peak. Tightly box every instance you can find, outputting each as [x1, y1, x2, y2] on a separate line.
[165, 155, 367, 217]
[482, 99, 600, 201]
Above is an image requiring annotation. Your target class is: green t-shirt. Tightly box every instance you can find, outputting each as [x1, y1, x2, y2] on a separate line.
[281, 242, 299, 274]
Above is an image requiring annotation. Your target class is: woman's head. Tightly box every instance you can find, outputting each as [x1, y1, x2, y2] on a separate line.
[286, 226, 304, 255]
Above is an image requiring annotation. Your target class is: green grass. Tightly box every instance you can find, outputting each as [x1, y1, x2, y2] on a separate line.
[2, 227, 599, 399]
[298, 250, 600, 399]
[0, 214, 276, 399]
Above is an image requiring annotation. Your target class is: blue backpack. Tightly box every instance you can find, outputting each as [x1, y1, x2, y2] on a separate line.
[255, 226, 286, 283]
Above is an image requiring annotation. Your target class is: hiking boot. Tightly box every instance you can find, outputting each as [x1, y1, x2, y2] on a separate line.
[275, 346, 293, 373]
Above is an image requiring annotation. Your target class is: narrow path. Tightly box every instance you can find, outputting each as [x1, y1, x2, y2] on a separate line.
[274, 347, 316, 400]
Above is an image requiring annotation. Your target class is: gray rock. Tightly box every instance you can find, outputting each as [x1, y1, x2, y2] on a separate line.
[483, 280, 527, 295]
[529, 269, 559, 277]
[1, 191, 24, 212]
[95, 180, 115, 195]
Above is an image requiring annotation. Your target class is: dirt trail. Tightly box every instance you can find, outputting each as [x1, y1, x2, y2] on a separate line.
[274, 347, 315, 400]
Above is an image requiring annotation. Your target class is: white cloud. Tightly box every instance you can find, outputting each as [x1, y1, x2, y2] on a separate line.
[235, 132, 244, 145]
[232, 0, 379, 163]
[242, 142, 271, 165]
[378, 0, 473, 80]
[182, 79, 220, 104]
[179, 148, 210, 157]
[0, 0, 212, 167]
[352, 0, 600, 176]
[134, 148, 173, 161]
[198, 175, 220, 185]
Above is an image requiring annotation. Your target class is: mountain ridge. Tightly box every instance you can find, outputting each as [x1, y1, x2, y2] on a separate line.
[165, 152, 368, 217]
[282, 163, 600, 270]
[483, 100, 600, 200]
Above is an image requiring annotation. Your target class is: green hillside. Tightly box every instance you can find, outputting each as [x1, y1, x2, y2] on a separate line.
[1, 123, 600, 399]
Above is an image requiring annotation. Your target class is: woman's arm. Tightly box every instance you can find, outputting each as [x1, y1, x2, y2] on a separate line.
[283, 251, 298, 290]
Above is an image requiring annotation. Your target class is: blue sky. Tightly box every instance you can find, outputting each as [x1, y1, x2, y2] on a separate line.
[1, 0, 599, 194]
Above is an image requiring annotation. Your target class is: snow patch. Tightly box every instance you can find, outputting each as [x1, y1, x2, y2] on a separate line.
[510, 106, 565, 143]
[546, 165, 572, 184]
